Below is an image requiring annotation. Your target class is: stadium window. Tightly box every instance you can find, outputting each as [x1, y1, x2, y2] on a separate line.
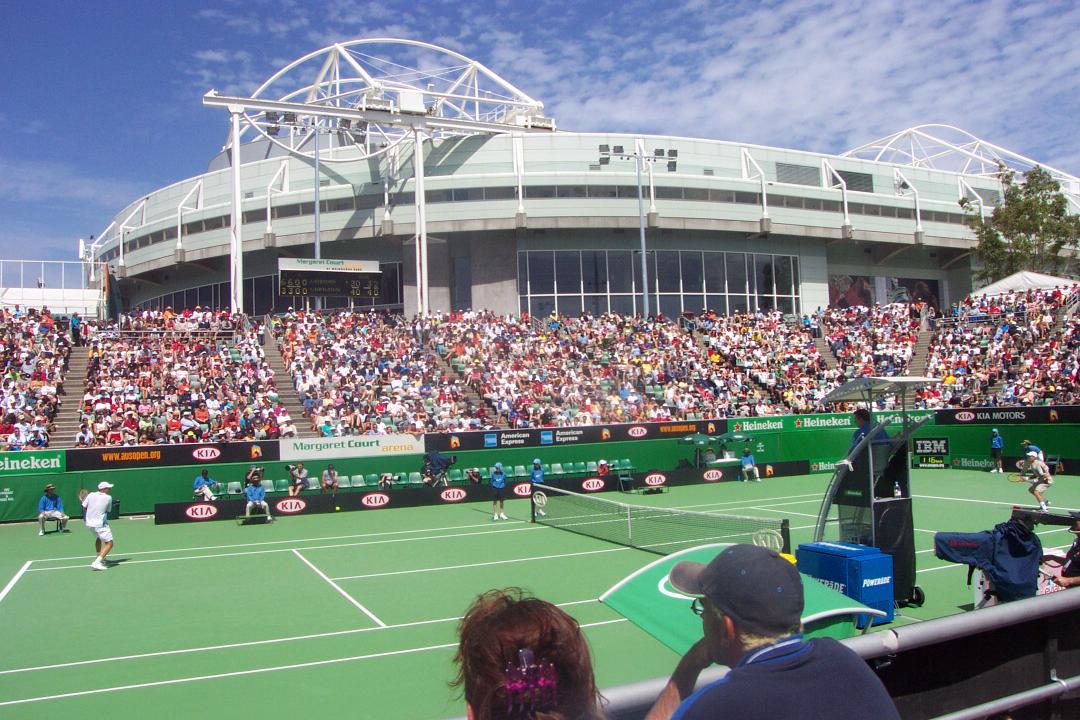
[616, 185, 641, 199]
[455, 188, 485, 202]
[242, 210, 262, 224]
[298, 202, 315, 216]
[734, 191, 759, 205]
[484, 186, 515, 201]
[609, 294, 633, 315]
[633, 250, 657, 295]
[520, 296, 529, 316]
[862, 204, 881, 217]
[729, 294, 749, 313]
[803, 198, 823, 211]
[682, 294, 705, 314]
[275, 204, 300, 218]
[878, 205, 897, 218]
[709, 189, 735, 203]
[836, 170, 874, 193]
[582, 295, 607, 316]
[425, 189, 453, 203]
[822, 199, 841, 213]
[655, 186, 682, 200]
[896, 207, 914, 219]
[606, 251, 633, 293]
[774, 256, 794, 296]
[726, 253, 747, 295]
[355, 194, 383, 209]
[557, 185, 588, 198]
[775, 162, 822, 187]
[165, 227, 177, 240]
[136, 236, 149, 249]
[581, 251, 607, 293]
[703, 252, 724, 294]
[555, 251, 582, 295]
[390, 191, 415, 205]
[203, 215, 225, 230]
[683, 187, 708, 202]
[518, 253, 528, 296]
[525, 185, 557, 199]
[588, 185, 618, 198]
[681, 251, 704, 293]
[183, 220, 204, 235]
[528, 251, 555, 294]
[252, 276, 273, 315]
[530, 295, 555, 319]
[777, 297, 794, 314]
[325, 197, 355, 212]
[754, 255, 775, 295]
[198, 285, 212, 307]
[556, 294, 583, 317]
[659, 294, 682, 318]
[656, 251, 681, 292]
[706, 294, 726, 314]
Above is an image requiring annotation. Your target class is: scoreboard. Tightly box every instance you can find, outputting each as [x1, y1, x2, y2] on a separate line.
[277, 259, 381, 298]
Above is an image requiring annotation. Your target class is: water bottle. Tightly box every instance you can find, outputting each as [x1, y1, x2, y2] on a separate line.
[893, 480, 902, 498]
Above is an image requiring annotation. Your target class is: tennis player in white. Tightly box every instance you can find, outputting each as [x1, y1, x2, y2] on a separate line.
[82, 481, 115, 571]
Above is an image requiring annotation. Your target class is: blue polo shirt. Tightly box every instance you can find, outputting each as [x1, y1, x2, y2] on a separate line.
[991, 434, 1004, 450]
[244, 484, 265, 502]
[672, 635, 899, 720]
[490, 470, 506, 489]
[530, 467, 544, 484]
[38, 494, 64, 513]
[193, 475, 214, 490]
[741, 454, 756, 468]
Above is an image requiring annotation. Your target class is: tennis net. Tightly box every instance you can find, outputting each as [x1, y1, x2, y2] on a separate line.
[531, 484, 790, 555]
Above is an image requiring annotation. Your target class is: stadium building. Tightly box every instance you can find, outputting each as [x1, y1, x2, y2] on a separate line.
[84, 39, 1080, 319]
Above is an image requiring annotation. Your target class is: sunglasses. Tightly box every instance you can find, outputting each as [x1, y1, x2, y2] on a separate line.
[690, 598, 705, 616]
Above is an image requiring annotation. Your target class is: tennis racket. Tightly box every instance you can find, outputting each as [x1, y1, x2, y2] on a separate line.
[77, 488, 90, 502]
[1007, 473, 1027, 483]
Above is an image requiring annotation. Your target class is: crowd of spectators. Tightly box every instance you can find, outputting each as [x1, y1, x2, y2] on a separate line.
[274, 309, 480, 435]
[0, 306, 70, 450]
[77, 309, 286, 446]
[820, 303, 920, 378]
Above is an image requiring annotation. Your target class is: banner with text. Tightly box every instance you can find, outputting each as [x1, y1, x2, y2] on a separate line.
[424, 419, 727, 453]
[66, 441, 279, 472]
[0, 450, 66, 478]
[280, 435, 425, 462]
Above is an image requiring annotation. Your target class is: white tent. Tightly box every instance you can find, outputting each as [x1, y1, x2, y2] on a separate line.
[970, 271, 1077, 297]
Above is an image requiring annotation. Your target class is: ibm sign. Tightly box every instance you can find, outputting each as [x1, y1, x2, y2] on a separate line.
[914, 438, 949, 456]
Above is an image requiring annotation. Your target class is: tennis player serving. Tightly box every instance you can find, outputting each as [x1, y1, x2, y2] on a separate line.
[1015, 451, 1053, 512]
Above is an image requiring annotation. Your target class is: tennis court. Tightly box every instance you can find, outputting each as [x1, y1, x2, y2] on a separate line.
[1, 468, 1077, 719]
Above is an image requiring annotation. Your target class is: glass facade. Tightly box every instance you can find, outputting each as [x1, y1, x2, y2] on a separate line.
[135, 262, 404, 315]
[518, 250, 799, 317]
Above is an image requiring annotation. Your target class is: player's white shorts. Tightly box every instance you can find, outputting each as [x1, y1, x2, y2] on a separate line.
[88, 524, 113, 542]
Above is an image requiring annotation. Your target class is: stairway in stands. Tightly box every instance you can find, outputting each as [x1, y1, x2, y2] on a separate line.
[908, 329, 934, 377]
[262, 340, 318, 438]
[813, 336, 839, 372]
[50, 346, 90, 449]
[431, 352, 499, 426]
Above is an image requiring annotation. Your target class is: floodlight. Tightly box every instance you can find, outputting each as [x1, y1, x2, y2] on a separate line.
[599, 144, 610, 154]
[668, 149, 678, 158]
[340, 119, 352, 130]
[267, 126, 280, 137]
[283, 112, 297, 123]
[613, 145, 624, 154]
[264, 111, 279, 123]
[654, 148, 665, 157]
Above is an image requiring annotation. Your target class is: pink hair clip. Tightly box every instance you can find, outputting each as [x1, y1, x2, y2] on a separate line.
[504, 648, 557, 716]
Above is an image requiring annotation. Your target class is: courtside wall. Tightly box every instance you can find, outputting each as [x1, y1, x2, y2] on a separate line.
[1, 407, 1076, 522]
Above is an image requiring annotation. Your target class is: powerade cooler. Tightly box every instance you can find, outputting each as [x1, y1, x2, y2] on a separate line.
[797, 541, 894, 626]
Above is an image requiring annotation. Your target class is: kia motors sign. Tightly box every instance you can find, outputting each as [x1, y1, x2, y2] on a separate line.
[644, 473, 667, 487]
[702, 469, 724, 482]
[512, 483, 532, 497]
[627, 426, 648, 438]
[184, 504, 219, 520]
[581, 478, 605, 492]
[275, 498, 307, 514]
[440, 488, 467, 503]
[192, 447, 222, 461]
[361, 492, 391, 508]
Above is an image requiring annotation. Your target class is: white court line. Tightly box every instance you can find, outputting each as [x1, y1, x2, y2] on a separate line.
[0, 618, 627, 707]
[0, 598, 602, 677]
[913, 494, 1078, 512]
[754, 507, 818, 518]
[27, 525, 544, 572]
[332, 547, 628, 581]
[30, 519, 522, 564]
[292, 550, 386, 627]
[0, 561, 32, 605]
[674, 493, 825, 511]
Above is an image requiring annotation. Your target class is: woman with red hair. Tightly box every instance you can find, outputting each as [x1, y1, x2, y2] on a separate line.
[453, 589, 605, 720]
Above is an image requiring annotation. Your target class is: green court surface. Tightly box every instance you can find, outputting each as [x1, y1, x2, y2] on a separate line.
[1, 469, 1077, 719]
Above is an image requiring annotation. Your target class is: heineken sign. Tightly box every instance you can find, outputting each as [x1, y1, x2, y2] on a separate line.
[0, 450, 65, 476]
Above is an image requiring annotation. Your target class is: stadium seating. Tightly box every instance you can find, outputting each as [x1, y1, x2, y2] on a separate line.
[0, 306, 70, 450]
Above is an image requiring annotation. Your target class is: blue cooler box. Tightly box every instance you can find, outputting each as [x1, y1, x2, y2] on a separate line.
[796, 541, 894, 626]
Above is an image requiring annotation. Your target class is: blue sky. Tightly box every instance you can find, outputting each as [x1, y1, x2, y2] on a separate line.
[2, 0, 1079, 263]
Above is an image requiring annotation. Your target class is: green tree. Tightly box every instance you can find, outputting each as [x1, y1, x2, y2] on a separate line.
[959, 165, 1080, 283]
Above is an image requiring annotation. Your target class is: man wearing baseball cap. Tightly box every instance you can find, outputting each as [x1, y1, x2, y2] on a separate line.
[1052, 512, 1080, 589]
[1017, 451, 1053, 512]
[82, 482, 116, 571]
[37, 484, 68, 535]
[647, 544, 899, 719]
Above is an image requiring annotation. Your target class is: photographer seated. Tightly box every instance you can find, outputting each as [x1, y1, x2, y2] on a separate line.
[287, 462, 311, 497]
[465, 467, 483, 485]
[423, 450, 455, 487]
[379, 472, 396, 491]
[597, 459, 611, 478]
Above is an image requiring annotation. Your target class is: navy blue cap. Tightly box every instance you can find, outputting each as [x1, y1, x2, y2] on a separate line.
[670, 544, 803, 635]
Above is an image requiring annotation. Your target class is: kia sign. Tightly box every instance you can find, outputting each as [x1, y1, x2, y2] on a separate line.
[192, 447, 222, 461]
[644, 473, 667, 487]
[184, 504, 219, 520]
[440, 488, 467, 503]
[955, 411, 976, 422]
[702, 469, 724, 482]
[275, 498, 307, 514]
[581, 478, 605, 492]
[627, 426, 648, 438]
[361, 492, 391, 508]
[512, 483, 532, 497]
[933, 406, 1079, 425]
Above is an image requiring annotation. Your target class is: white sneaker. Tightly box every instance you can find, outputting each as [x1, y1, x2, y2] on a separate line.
[493, 515, 500, 521]
[499, 513, 508, 520]
[90, 560, 107, 571]
[537, 509, 546, 517]
[38, 530, 44, 536]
